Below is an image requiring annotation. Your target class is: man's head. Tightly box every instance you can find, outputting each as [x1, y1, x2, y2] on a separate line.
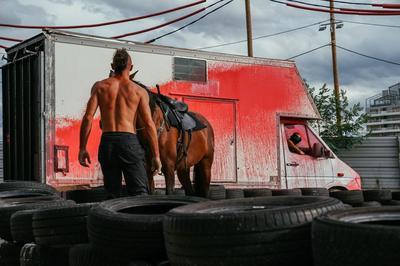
[290, 133, 302, 145]
[111, 48, 132, 75]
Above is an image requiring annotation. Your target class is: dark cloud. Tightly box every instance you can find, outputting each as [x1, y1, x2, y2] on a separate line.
[0, 0, 399, 107]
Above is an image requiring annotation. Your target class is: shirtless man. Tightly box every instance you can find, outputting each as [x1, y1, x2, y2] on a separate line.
[78, 48, 161, 197]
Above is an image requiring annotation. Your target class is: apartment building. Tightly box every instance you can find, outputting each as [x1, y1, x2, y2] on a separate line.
[365, 83, 400, 136]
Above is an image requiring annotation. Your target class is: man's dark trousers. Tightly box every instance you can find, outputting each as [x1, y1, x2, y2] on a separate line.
[98, 132, 149, 197]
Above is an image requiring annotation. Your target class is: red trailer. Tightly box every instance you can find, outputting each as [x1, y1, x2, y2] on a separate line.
[1, 30, 360, 190]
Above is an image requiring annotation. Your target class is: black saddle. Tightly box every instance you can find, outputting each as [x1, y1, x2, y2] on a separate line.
[131, 77, 206, 131]
[157, 95, 206, 132]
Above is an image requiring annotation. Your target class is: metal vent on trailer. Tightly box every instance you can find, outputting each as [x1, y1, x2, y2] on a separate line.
[173, 57, 207, 82]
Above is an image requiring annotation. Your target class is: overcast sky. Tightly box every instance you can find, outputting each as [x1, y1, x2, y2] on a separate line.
[1, 0, 399, 107]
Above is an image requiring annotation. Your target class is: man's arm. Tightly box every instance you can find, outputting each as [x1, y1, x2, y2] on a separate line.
[288, 139, 305, 155]
[79, 82, 99, 167]
[137, 88, 161, 175]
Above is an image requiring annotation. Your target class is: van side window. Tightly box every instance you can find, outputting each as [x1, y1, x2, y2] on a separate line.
[284, 124, 311, 155]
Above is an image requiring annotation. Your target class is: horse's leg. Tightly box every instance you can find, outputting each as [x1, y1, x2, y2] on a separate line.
[163, 160, 176, 195]
[177, 167, 195, 196]
[146, 167, 155, 194]
[194, 157, 212, 198]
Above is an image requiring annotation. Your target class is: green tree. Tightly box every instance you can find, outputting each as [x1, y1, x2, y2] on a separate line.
[306, 82, 368, 151]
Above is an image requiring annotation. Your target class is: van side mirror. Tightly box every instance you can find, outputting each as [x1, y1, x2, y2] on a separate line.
[312, 143, 324, 158]
[324, 149, 332, 158]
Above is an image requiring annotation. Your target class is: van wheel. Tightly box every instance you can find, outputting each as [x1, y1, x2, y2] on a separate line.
[312, 207, 400, 266]
[164, 196, 344, 266]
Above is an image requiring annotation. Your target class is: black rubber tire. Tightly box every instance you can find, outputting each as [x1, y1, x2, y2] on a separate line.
[11, 200, 76, 244]
[66, 187, 110, 203]
[329, 190, 364, 205]
[173, 188, 186, 196]
[0, 195, 61, 206]
[19, 243, 70, 266]
[243, 188, 272, 198]
[69, 244, 153, 266]
[0, 200, 73, 240]
[225, 189, 244, 199]
[0, 189, 55, 200]
[88, 195, 207, 260]
[208, 185, 226, 200]
[362, 189, 392, 203]
[299, 187, 329, 197]
[0, 182, 57, 194]
[0, 238, 21, 266]
[272, 188, 302, 196]
[32, 203, 96, 245]
[382, 200, 400, 206]
[392, 190, 400, 200]
[154, 189, 166, 195]
[312, 206, 400, 266]
[353, 201, 381, 208]
[164, 196, 344, 266]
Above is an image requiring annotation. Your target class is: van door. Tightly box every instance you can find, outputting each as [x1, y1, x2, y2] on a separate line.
[281, 124, 316, 188]
[281, 123, 334, 188]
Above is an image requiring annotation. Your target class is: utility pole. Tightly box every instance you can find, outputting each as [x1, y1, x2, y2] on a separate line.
[330, 0, 342, 135]
[245, 0, 253, 57]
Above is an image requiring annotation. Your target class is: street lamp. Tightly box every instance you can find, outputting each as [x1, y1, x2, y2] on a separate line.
[318, 21, 344, 31]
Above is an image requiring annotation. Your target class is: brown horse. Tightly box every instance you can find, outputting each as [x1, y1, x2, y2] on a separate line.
[133, 78, 214, 197]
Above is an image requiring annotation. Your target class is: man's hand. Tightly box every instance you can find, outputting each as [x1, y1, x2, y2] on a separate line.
[151, 157, 162, 176]
[79, 149, 91, 167]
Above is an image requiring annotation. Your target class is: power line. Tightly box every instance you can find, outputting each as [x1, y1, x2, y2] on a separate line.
[271, 0, 400, 15]
[196, 20, 328, 50]
[341, 20, 400, 29]
[0, 45, 8, 50]
[336, 45, 400, 66]
[319, 0, 373, 6]
[146, 0, 234, 44]
[320, 0, 400, 9]
[286, 43, 330, 60]
[0, 36, 22, 42]
[0, 0, 205, 29]
[113, 7, 206, 38]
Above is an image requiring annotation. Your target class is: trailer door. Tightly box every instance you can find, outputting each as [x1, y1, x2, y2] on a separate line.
[1, 52, 44, 181]
[182, 97, 237, 183]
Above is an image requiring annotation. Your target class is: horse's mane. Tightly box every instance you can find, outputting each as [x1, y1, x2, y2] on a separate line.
[131, 78, 157, 113]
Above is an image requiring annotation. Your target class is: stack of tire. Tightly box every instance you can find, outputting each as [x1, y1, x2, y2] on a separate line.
[312, 206, 400, 266]
[0, 181, 74, 266]
[329, 189, 400, 208]
[163, 195, 345, 266]
[70, 195, 207, 266]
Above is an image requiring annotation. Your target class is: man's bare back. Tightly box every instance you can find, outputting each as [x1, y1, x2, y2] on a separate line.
[95, 76, 143, 134]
